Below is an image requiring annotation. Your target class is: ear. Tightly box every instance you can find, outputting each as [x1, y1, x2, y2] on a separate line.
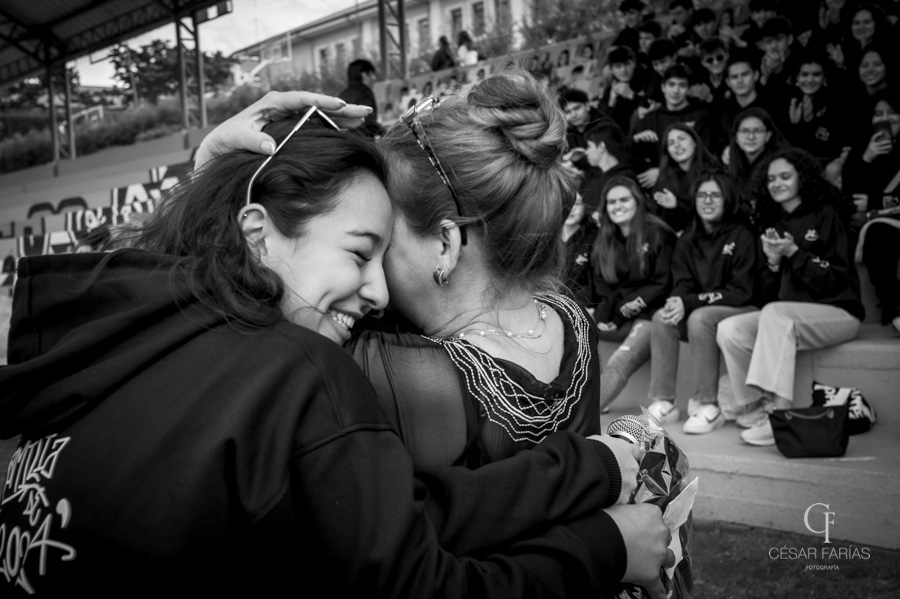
[435, 218, 463, 275]
[238, 203, 271, 258]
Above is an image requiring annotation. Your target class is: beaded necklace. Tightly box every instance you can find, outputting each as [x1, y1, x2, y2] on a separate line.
[456, 298, 548, 339]
[423, 291, 592, 444]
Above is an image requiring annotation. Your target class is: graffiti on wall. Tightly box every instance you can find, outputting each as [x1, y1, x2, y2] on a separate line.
[0, 161, 194, 292]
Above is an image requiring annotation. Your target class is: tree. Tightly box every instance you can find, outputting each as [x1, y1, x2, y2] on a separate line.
[110, 40, 237, 105]
[0, 68, 82, 111]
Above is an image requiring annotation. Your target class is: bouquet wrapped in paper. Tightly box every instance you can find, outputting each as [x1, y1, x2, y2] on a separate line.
[608, 408, 697, 599]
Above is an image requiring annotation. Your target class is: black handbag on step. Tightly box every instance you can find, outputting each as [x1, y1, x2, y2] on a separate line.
[769, 405, 849, 458]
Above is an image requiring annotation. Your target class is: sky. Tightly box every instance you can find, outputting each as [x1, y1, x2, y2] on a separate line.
[75, 0, 359, 87]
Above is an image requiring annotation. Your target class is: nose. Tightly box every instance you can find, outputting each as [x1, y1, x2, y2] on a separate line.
[360, 264, 390, 312]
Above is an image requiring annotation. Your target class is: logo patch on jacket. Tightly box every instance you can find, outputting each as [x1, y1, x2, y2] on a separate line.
[812, 256, 830, 269]
[639, 242, 650, 255]
[722, 242, 735, 256]
[804, 229, 819, 242]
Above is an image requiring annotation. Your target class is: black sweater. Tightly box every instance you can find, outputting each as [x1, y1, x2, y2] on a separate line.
[671, 220, 759, 314]
[760, 203, 865, 320]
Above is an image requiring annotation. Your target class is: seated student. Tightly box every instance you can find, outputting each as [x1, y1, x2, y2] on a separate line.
[758, 16, 804, 100]
[829, 4, 894, 73]
[589, 177, 677, 411]
[683, 7, 719, 70]
[667, 0, 699, 56]
[743, 0, 779, 50]
[651, 122, 722, 233]
[602, 45, 653, 133]
[614, 0, 647, 53]
[647, 170, 758, 431]
[777, 51, 851, 164]
[717, 148, 864, 447]
[638, 19, 664, 70]
[717, 5, 749, 48]
[705, 48, 774, 156]
[692, 37, 732, 106]
[630, 64, 710, 189]
[583, 120, 639, 212]
[562, 193, 599, 308]
[725, 107, 791, 216]
[646, 38, 680, 104]
[562, 87, 612, 175]
[842, 86, 900, 326]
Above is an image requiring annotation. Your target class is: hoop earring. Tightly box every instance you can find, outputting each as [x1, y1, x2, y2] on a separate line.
[433, 267, 449, 286]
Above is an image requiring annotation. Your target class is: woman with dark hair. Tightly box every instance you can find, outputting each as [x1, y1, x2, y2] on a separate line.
[651, 122, 721, 232]
[648, 170, 759, 432]
[843, 86, 900, 326]
[717, 147, 864, 447]
[779, 52, 851, 163]
[724, 107, 791, 219]
[0, 103, 674, 596]
[831, 4, 894, 72]
[589, 176, 677, 412]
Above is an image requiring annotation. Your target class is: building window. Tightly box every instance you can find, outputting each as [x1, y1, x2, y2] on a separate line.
[319, 47, 330, 70]
[336, 42, 346, 66]
[495, 0, 512, 27]
[473, 3, 485, 36]
[418, 17, 430, 51]
[352, 37, 361, 58]
[451, 8, 463, 40]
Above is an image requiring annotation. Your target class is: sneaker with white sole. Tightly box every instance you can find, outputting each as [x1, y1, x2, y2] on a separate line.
[736, 399, 773, 429]
[686, 398, 701, 418]
[683, 403, 725, 434]
[740, 417, 775, 446]
[647, 400, 680, 425]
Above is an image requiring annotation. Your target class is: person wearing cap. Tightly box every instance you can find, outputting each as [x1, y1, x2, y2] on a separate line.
[614, 0, 647, 53]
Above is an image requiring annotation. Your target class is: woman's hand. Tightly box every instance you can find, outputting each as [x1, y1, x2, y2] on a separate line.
[653, 189, 677, 209]
[588, 435, 641, 504]
[637, 167, 660, 189]
[863, 130, 894, 163]
[604, 504, 676, 599]
[194, 90, 374, 170]
[789, 97, 803, 124]
[633, 130, 659, 144]
[659, 296, 685, 326]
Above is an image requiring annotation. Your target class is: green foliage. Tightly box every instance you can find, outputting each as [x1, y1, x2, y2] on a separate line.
[110, 39, 237, 105]
[519, 0, 621, 48]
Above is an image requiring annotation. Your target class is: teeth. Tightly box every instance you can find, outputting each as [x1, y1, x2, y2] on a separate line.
[329, 311, 356, 331]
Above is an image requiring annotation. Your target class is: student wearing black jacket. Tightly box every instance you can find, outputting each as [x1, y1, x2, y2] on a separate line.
[589, 177, 677, 411]
[647, 170, 759, 432]
[717, 148, 864, 447]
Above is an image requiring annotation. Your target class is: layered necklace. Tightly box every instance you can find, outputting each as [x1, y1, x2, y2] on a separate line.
[424, 291, 592, 444]
[456, 298, 548, 339]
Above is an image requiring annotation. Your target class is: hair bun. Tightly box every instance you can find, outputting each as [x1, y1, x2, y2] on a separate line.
[467, 70, 567, 169]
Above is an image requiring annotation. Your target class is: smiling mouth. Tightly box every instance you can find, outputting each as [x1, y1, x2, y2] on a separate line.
[329, 310, 357, 331]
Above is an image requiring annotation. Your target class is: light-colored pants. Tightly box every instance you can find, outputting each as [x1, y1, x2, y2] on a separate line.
[599, 319, 651, 409]
[716, 302, 860, 407]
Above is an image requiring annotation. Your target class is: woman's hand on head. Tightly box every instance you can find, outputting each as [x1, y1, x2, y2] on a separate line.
[194, 90, 374, 170]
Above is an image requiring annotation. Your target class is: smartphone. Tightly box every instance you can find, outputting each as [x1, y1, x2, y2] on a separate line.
[874, 120, 893, 144]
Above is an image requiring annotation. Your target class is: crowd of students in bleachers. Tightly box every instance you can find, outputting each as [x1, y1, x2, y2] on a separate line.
[555, 0, 900, 448]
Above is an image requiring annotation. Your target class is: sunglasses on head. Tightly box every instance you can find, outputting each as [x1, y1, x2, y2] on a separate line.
[245, 106, 340, 207]
[401, 95, 468, 245]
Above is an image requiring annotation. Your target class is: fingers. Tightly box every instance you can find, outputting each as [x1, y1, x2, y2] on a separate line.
[640, 576, 668, 599]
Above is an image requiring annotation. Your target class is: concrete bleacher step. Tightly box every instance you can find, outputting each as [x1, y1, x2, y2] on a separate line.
[602, 376, 900, 550]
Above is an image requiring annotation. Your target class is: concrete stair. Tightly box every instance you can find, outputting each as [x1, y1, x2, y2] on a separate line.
[599, 321, 900, 550]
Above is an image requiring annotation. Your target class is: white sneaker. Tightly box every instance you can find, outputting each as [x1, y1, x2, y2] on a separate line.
[647, 400, 680, 425]
[740, 417, 775, 446]
[683, 404, 725, 434]
[686, 398, 701, 418]
[736, 399, 773, 429]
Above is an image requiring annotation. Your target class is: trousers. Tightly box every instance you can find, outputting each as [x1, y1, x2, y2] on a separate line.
[648, 304, 756, 403]
[716, 302, 860, 406]
[599, 319, 651, 409]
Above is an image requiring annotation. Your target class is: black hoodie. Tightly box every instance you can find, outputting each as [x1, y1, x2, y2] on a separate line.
[671, 220, 759, 315]
[760, 203, 865, 320]
[0, 250, 627, 596]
